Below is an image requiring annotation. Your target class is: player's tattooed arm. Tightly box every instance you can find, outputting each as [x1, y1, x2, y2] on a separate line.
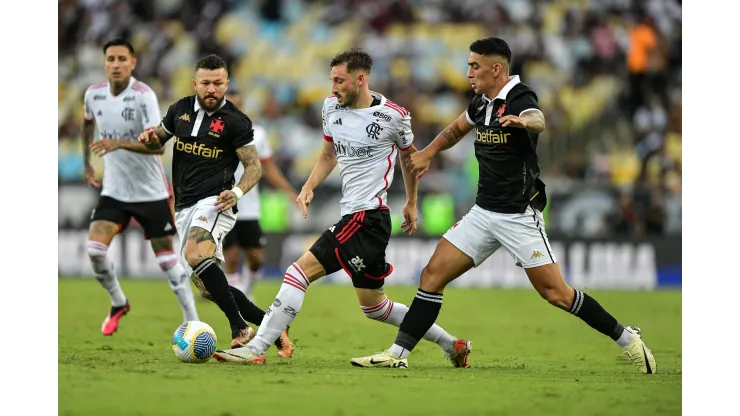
[235, 145, 263, 194]
[429, 111, 475, 154]
[519, 110, 546, 134]
[398, 145, 419, 204]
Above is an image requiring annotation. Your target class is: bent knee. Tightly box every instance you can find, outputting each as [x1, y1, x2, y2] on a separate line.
[539, 288, 572, 310]
[419, 264, 447, 292]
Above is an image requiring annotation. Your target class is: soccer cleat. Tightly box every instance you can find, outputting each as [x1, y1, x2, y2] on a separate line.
[230, 327, 256, 348]
[444, 339, 472, 368]
[277, 327, 294, 358]
[350, 350, 408, 368]
[213, 346, 266, 364]
[101, 302, 131, 336]
[621, 326, 657, 374]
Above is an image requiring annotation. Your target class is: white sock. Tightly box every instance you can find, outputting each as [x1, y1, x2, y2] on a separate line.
[616, 328, 635, 349]
[362, 299, 457, 354]
[248, 262, 309, 354]
[388, 343, 411, 359]
[157, 251, 199, 322]
[87, 241, 127, 307]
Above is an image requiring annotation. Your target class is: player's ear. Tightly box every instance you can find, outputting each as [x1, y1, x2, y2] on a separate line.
[192, 78, 197, 91]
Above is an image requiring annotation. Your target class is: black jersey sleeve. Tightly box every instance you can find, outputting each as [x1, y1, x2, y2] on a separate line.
[161, 101, 179, 135]
[231, 114, 255, 148]
[509, 91, 540, 117]
[466, 95, 483, 125]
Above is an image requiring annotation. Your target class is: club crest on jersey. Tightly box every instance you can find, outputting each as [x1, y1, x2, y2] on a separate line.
[178, 114, 191, 122]
[366, 122, 383, 140]
[496, 104, 507, 117]
[209, 119, 225, 137]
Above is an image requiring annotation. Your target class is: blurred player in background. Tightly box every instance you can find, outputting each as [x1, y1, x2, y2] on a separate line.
[81, 38, 198, 336]
[352, 38, 656, 374]
[221, 89, 298, 301]
[212, 49, 469, 366]
[139, 54, 292, 357]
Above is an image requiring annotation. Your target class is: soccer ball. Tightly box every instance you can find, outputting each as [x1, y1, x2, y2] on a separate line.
[171, 321, 218, 363]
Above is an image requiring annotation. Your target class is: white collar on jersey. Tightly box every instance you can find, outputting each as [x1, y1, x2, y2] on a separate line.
[193, 97, 227, 116]
[481, 75, 521, 103]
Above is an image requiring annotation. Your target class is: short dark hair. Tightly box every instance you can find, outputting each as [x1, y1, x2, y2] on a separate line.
[469, 38, 511, 64]
[330, 48, 373, 73]
[195, 54, 228, 73]
[103, 38, 135, 56]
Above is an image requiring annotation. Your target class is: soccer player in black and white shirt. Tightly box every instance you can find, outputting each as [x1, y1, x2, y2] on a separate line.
[138, 55, 293, 357]
[212, 49, 469, 366]
[353, 38, 656, 373]
[81, 38, 198, 335]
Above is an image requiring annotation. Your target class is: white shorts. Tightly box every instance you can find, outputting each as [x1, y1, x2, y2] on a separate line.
[174, 196, 237, 263]
[443, 204, 556, 268]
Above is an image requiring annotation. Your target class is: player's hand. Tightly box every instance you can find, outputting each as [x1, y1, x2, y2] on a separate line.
[296, 187, 314, 218]
[138, 128, 157, 144]
[407, 149, 433, 179]
[85, 164, 100, 188]
[498, 115, 527, 129]
[215, 190, 238, 212]
[90, 139, 120, 157]
[401, 201, 418, 235]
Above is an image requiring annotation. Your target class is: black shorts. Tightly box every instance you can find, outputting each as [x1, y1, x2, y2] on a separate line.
[91, 196, 176, 240]
[223, 220, 266, 249]
[309, 208, 392, 289]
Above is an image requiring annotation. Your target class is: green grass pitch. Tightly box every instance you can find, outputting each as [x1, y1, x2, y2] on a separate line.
[59, 278, 681, 416]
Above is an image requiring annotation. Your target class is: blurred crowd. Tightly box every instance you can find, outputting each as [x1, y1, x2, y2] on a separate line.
[58, 0, 682, 236]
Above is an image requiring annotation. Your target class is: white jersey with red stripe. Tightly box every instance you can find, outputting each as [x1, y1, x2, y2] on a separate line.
[322, 91, 414, 216]
[234, 125, 272, 220]
[83, 77, 170, 203]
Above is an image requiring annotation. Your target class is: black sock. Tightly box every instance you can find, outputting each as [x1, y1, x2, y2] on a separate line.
[569, 289, 625, 341]
[228, 287, 284, 349]
[193, 258, 246, 337]
[394, 289, 443, 352]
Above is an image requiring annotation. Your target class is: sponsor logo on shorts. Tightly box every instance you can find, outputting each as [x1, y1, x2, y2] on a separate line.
[531, 250, 544, 259]
[350, 256, 366, 273]
[197, 216, 207, 222]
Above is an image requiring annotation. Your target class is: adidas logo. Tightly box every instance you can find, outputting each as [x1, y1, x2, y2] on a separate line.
[333, 118, 342, 125]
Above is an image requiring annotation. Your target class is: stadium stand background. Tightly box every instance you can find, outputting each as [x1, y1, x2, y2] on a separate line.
[58, 0, 682, 287]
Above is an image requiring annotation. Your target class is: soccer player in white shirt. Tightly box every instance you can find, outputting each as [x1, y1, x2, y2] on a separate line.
[212, 49, 470, 366]
[81, 39, 198, 336]
[221, 90, 298, 301]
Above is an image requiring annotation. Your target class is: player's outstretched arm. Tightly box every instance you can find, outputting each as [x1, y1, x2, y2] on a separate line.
[398, 145, 419, 234]
[407, 111, 473, 179]
[138, 125, 173, 150]
[296, 140, 337, 218]
[499, 109, 546, 134]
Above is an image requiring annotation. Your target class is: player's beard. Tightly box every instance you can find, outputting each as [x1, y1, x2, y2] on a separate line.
[197, 93, 224, 112]
[339, 87, 360, 108]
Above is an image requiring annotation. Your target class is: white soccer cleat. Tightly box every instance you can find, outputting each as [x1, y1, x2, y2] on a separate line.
[350, 350, 408, 368]
[621, 326, 657, 374]
[213, 346, 265, 364]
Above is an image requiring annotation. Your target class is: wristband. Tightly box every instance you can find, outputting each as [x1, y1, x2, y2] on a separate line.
[231, 187, 244, 200]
